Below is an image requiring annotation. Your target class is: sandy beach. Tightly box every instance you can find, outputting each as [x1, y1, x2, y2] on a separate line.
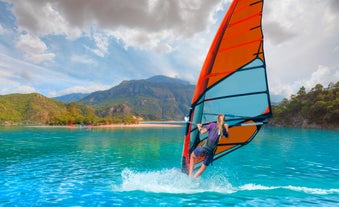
[93, 122, 183, 128]
[26, 121, 185, 129]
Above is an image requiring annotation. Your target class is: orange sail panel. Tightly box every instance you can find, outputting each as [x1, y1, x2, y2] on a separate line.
[181, 0, 272, 174]
[193, 0, 265, 103]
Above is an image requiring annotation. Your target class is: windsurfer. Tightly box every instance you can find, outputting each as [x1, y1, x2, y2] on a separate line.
[189, 114, 229, 178]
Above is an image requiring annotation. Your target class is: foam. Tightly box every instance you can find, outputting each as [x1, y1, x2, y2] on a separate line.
[113, 168, 339, 195]
[113, 168, 234, 194]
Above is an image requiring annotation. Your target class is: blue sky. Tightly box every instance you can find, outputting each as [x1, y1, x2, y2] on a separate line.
[0, 0, 338, 101]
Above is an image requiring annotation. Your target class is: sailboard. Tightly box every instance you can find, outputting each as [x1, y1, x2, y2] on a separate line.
[181, 0, 272, 174]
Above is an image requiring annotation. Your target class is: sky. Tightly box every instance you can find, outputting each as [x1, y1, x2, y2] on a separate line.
[0, 0, 338, 102]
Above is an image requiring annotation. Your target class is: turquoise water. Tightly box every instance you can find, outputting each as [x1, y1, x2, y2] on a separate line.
[0, 126, 338, 206]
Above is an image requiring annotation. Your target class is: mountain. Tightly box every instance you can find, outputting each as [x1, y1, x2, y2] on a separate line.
[0, 76, 196, 125]
[80, 75, 195, 120]
[54, 93, 89, 103]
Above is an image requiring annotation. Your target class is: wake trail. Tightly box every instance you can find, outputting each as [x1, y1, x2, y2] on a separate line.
[112, 168, 339, 195]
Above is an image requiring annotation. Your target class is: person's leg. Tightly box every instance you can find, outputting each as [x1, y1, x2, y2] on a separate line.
[193, 164, 207, 178]
[189, 152, 196, 176]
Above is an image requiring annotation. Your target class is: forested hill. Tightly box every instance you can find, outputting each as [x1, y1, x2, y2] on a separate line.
[270, 82, 338, 129]
[0, 76, 195, 125]
[0, 93, 98, 125]
[80, 75, 195, 120]
[1, 78, 337, 129]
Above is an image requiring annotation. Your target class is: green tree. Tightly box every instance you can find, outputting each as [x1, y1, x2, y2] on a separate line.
[271, 82, 338, 128]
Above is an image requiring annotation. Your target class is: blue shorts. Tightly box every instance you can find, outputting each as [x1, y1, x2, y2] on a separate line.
[193, 146, 214, 166]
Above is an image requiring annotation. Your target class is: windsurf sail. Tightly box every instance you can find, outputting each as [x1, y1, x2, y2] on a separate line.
[181, 0, 272, 174]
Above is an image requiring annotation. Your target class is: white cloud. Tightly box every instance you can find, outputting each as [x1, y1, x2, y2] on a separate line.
[0, 53, 80, 95]
[264, 0, 339, 98]
[91, 33, 110, 57]
[0, 24, 6, 34]
[0, 53, 116, 97]
[0, 69, 36, 94]
[71, 55, 96, 65]
[53, 82, 112, 97]
[110, 28, 171, 50]
[269, 65, 338, 98]
[16, 33, 55, 63]
[303, 65, 339, 90]
[155, 43, 173, 53]
[9, 0, 222, 51]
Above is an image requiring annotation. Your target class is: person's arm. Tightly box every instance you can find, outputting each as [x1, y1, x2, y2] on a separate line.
[197, 124, 207, 134]
[224, 124, 229, 137]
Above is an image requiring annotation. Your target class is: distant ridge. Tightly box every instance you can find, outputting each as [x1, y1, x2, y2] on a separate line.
[54, 93, 89, 103]
[80, 75, 195, 120]
[147, 75, 191, 85]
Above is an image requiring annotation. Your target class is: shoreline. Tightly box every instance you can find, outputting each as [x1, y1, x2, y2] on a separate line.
[24, 122, 185, 129]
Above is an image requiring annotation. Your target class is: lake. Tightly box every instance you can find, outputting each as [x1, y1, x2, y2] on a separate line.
[0, 126, 338, 206]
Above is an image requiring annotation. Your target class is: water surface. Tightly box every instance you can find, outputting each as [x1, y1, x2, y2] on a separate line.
[1, 126, 338, 206]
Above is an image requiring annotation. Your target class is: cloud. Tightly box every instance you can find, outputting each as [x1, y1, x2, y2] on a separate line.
[0, 52, 115, 97]
[0, 24, 5, 34]
[263, 21, 295, 46]
[329, 0, 339, 13]
[2, 0, 338, 100]
[264, 0, 339, 98]
[0, 53, 78, 94]
[270, 64, 338, 98]
[0, 80, 37, 95]
[16, 33, 55, 63]
[90, 33, 110, 57]
[155, 43, 172, 53]
[54, 82, 112, 97]
[71, 55, 96, 65]
[0, 63, 37, 94]
[9, 0, 222, 51]
[324, 0, 339, 35]
[303, 65, 339, 90]
[10, 0, 82, 39]
[110, 28, 171, 50]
